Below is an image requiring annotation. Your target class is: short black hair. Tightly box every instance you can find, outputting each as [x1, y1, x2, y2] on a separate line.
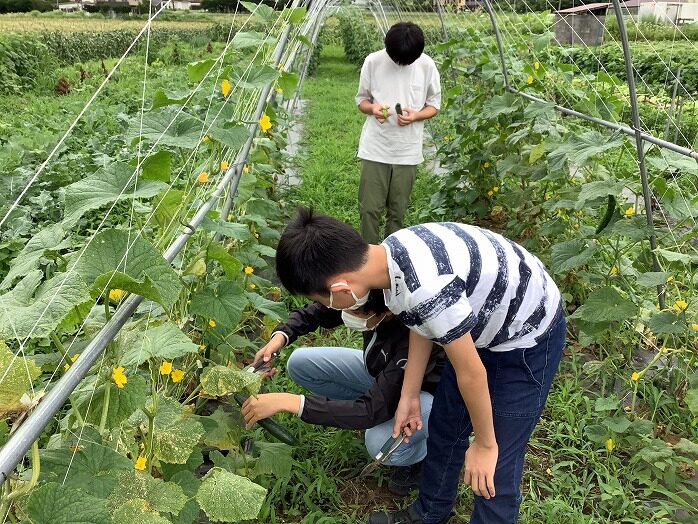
[276, 208, 369, 296]
[384, 22, 425, 66]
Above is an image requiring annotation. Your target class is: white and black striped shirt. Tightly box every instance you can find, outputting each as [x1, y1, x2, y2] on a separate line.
[382, 223, 561, 351]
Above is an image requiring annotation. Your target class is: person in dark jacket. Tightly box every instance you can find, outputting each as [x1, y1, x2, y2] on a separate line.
[241, 290, 445, 495]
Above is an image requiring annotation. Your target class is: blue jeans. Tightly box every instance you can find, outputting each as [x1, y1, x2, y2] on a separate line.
[412, 309, 566, 524]
[287, 346, 433, 467]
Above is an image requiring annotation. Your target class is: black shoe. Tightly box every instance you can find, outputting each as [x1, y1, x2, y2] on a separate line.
[366, 506, 451, 524]
[388, 460, 423, 496]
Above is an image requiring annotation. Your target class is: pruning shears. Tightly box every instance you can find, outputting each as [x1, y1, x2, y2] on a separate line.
[245, 352, 278, 375]
[359, 432, 406, 477]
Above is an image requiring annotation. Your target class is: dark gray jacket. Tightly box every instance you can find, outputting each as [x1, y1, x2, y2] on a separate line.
[274, 302, 445, 430]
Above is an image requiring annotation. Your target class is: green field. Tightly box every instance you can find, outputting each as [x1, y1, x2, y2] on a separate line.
[0, 8, 696, 524]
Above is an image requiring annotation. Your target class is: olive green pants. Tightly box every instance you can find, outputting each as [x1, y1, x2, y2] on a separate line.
[358, 159, 417, 244]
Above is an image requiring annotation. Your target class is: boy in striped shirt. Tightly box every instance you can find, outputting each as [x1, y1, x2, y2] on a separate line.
[275, 208, 566, 524]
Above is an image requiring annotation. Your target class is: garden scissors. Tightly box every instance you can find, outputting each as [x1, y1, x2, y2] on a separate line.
[246, 352, 278, 374]
[359, 432, 406, 477]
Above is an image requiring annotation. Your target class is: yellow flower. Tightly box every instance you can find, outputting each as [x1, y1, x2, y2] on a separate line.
[487, 190, 494, 197]
[527, 75, 534, 85]
[667, 275, 674, 282]
[160, 361, 173, 376]
[623, 405, 632, 413]
[112, 367, 127, 389]
[109, 288, 125, 301]
[220, 160, 229, 172]
[202, 135, 210, 142]
[691, 323, 698, 331]
[276, 87, 283, 96]
[546, 467, 552, 475]
[244, 266, 254, 275]
[258, 114, 272, 132]
[139, 442, 145, 450]
[243, 164, 250, 174]
[171, 369, 185, 383]
[534, 61, 540, 70]
[484, 162, 490, 168]
[249, 283, 257, 289]
[493, 186, 500, 193]
[673, 300, 688, 312]
[606, 438, 614, 452]
[197, 171, 209, 184]
[208, 319, 216, 328]
[135, 456, 147, 471]
[199, 344, 206, 352]
[694, 459, 698, 466]
[625, 207, 635, 216]
[63, 353, 79, 371]
[610, 266, 618, 275]
[631, 371, 640, 382]
[221, 79, 231, 97]
[660, 346, 669, 354]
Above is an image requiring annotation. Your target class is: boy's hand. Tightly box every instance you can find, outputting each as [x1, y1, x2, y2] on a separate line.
[397, 108, 418, 126]
[241, 393, 300, 428]
[392, 395, 422, 442]
[372, 103, 389, 124]
[464, 440, 498, 499]
[252, 333, 285, 376]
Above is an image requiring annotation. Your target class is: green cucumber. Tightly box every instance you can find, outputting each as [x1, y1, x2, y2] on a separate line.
[233, 393, 300, 446]
[595, 195, 616, 234]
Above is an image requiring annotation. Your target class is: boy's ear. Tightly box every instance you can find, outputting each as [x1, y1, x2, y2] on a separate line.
[328, 281, 351, 292]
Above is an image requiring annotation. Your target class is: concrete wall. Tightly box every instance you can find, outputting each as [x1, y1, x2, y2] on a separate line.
[554, 14, 606, 46]
[639, 2, 698, 22]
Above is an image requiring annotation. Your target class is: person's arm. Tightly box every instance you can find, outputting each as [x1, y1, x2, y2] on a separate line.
[398, 63, 441, 126]
[299, 351, 405, 429]
[392, 330, 432, 438]
[254, 302, 342, 364]
[359, 99, 390, 123]
[397, 105, 438, 126]
[244, 343, 407, 430]
[444, 332, 497, 500]
[241, 393, 301, 429]
[356, 57, 389, 123]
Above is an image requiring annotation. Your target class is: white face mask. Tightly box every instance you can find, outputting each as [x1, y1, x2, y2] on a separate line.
[342, 311, 383, 332]
[328, 282, 369, 311]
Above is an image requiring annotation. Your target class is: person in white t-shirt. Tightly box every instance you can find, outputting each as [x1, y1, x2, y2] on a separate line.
[356, 22, 441, 245]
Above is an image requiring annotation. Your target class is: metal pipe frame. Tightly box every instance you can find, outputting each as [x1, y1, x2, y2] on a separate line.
[610, 0, 665, 309]
[0, 22, 296, 484]
[482, 0, 698, 311]
[434, 0, 449, 42]
[483, 1, 698, 164]
[292, 4, 328, 112]
[220, 24, 294, 222]
[483, 0, 511, 90]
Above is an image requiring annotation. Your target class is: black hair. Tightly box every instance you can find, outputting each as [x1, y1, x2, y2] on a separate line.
[384, 22, 425, 66]
[276, 207, 369, 296]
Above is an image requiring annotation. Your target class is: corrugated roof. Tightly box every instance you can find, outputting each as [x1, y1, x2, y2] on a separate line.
[557, 2, 610, 13]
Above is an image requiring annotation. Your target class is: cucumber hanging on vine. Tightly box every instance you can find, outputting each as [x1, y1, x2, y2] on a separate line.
[233, 393, 300, 446]
[595, 195, 617, 234]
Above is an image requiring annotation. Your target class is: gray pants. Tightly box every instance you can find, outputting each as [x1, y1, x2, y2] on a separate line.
[358, 159, 417, 244]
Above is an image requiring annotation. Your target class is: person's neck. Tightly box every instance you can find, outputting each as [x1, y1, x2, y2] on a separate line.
[357, 244, 391, 289]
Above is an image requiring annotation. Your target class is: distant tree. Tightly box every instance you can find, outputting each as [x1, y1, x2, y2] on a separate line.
[0, 0, 52, 13]
[201, 0, 238, 12]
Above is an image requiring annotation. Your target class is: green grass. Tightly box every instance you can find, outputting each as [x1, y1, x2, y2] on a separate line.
[288, 44, 440, 230]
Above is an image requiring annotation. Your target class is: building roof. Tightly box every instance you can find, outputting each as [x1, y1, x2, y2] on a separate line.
[557, 2, 610, 14]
